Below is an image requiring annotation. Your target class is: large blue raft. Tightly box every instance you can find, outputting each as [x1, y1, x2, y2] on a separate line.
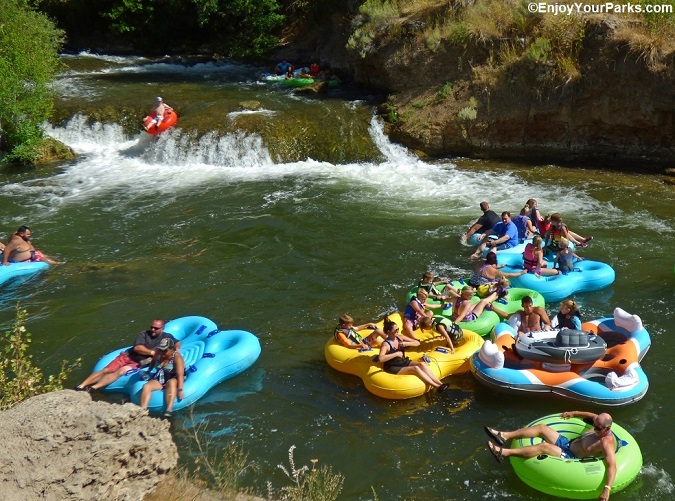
[0, 261, 49, 287]
[92, 316, 261, 412]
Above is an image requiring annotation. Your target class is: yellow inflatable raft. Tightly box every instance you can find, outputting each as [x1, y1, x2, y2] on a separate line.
[325, 312, 483, 399]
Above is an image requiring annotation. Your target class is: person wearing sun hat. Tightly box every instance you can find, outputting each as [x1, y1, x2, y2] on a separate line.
[139, 336, 185, 417]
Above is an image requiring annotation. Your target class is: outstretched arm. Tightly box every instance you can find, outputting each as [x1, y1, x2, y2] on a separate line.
[560, 410, 598, 420]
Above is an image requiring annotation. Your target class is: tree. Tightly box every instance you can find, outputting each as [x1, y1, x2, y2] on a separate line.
[0, 0, 64, 163]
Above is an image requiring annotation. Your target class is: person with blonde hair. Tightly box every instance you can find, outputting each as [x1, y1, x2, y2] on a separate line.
[513, 204, 538, 241]
[554, 237, 584, 273]
[403, 288, 444, 340]
[417, 271, 457, 301]
[449, 286, 497, 324]
[522, 235, 559, 277]
[552, 299, 582, 330]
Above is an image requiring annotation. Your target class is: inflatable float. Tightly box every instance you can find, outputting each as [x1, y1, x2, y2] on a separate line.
[510, 413, 642, 499]
[324, 312, 483, 399]
[406, 282, 545, 337]
[92, 316, 261, 412]
[0, 260, 49, 287]
[471, 307, 650, 406]
[143, 108, 178, 135]
[495, 252, 615, 303]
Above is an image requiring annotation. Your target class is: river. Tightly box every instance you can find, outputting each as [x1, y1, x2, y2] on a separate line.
[0, 53, 673, 499]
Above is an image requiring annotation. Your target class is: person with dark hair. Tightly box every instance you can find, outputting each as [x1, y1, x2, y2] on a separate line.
[461, 201, 500, 244]
[2, 226, 61, 265]
[139, 337, 185, 417]
[378, 317, 448, 392]
[419, 315, 462, 353]
[469, 251, 525, 288]
[75, 319, 180, 392]
[502, 295, 551, 337]
[485, 411, 617, 499]
[470, 212, 519, 260]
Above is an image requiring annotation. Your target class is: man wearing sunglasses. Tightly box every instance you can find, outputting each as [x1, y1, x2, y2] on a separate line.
[485, 410, 616, 500]
[75, 319, 180, 392]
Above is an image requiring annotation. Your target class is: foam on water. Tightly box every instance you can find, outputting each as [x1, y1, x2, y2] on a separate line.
[3, 114, 671, 241]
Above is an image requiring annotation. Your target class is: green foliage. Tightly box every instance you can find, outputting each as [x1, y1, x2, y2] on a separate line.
[436, 81, 453, 101]
[456, 97, 478, 139]
[0, 305, 81, 410]
[524, 37, 551, 63]
[0, 0, 63, 164]
[188, 418, 256, 494]
[38, 0, 283, 57]
[639, 0, 675, 31]
[347, 0, 399, 57]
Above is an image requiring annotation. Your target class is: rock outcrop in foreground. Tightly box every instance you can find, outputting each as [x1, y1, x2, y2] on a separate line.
[0, 390, 177, 501]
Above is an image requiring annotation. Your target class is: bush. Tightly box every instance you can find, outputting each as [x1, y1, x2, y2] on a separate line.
[0, 0, 63, 164]
[0, 305, 81, 410]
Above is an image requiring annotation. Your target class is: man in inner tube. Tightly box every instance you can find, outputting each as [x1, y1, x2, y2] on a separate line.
[144, 96, 173, 131]
[485, 411, 617, 501]
[2, 226, 62, 266]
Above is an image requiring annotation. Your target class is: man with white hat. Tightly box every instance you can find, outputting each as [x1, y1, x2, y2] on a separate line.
[143, 96, 173, 131]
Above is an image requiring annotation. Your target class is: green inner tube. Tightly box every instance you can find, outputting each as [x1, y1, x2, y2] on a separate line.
[509, 414, 642, 499]
[405, 282, 544, 337]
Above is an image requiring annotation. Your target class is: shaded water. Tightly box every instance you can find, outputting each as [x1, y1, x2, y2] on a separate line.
[1, 53, 674, 499]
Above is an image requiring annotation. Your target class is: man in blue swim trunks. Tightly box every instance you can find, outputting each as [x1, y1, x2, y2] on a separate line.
[484, 411, 617, 500]
[470, 212, 519, 260]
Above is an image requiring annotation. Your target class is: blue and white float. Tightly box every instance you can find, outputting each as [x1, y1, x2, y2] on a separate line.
[494, 252, 615, 303]
[92, 316, 261, 412]
[471, 308, 650, 406]
[0, 261, 49, 287]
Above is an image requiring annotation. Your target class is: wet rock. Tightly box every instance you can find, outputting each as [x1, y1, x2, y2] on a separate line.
[0, 391, 177, 501]
[238, 100, 262, 111]
[294, 81, 329, 94]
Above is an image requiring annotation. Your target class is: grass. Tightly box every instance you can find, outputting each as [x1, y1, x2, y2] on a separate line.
[347, 0, 675, 92]
[151, 413, 345, 501]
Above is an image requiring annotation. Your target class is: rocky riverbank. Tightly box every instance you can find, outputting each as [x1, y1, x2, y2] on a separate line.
[275, 5, 675, 172]
[0, 391, 176, 500]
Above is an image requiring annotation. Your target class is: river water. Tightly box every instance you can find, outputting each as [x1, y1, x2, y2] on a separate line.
[1, 53, 673, 499]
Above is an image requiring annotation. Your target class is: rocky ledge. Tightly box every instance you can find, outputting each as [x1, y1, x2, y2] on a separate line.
[0, 391, 177, 500]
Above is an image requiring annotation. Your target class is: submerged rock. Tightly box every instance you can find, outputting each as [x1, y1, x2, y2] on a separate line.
[0, 390, 177, 501]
